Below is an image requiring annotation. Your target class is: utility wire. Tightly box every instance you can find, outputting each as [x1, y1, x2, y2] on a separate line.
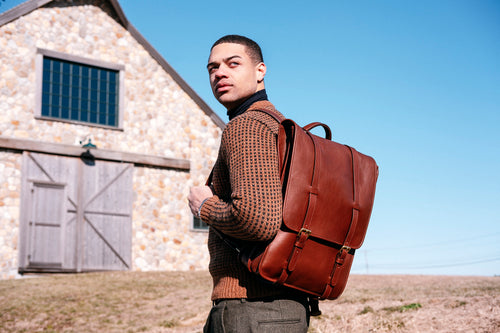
[355, 256, 500, 270]
[363, 231, 500, 252]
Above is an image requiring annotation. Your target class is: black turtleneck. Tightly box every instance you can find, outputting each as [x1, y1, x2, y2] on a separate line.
[227, 89, 268, 121]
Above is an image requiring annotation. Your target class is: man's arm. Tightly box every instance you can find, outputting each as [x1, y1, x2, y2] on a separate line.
[198, 113, 282, 242]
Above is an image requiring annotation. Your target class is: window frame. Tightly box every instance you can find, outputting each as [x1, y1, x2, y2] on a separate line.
[35, 48, 125, 130]
[192, 216, 209, 231]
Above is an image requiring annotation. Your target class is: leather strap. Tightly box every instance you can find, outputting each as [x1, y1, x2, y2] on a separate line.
[282, 131, 321, 278]
[344, 146, 360, 249]
[211, 226, 242, 255]
[326, 145, 359, 295]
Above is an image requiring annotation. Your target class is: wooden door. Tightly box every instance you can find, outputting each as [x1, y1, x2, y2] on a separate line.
[80, 159, 133, 271]
[27, 181, 66, 269]
[19, 152, 78, 272]
[19, 152, 133, 273]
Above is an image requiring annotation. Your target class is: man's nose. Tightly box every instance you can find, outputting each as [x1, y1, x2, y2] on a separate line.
[214, 65, 228, 79]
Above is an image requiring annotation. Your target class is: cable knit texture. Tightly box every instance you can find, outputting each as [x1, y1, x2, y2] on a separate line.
[200, 101, 291, 300]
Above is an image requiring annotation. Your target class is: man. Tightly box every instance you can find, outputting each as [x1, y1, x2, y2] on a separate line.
[188, 35, 310, 332]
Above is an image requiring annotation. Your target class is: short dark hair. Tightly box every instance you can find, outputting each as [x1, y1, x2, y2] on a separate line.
[211, 35, 264, 64]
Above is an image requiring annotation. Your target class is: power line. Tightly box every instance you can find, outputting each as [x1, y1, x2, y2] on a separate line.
[364, 231, 500, 252]
[356, 256, 500, 270]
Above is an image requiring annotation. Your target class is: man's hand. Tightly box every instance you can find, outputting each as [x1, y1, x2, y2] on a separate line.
[188, 186, 213, 218]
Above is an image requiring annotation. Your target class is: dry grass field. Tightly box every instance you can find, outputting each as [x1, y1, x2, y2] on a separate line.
[0, 271, 498, 332]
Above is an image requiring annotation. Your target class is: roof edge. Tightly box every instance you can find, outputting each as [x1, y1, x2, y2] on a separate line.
[125, 24, 225, 129]
[0, 0, 52, 26]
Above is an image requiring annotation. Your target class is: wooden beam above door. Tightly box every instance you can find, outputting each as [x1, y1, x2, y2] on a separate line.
[0, 136, 190, 171]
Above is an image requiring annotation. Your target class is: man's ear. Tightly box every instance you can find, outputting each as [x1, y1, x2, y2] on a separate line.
[256, 62, 266, 83]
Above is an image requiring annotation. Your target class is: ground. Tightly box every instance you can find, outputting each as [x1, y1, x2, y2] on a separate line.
[0, 271, 498, 332]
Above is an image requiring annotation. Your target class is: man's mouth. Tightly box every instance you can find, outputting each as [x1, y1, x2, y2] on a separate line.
[215, 82, 231, 94]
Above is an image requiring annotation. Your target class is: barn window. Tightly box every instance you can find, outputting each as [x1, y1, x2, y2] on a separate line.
[36, 48, 124, 129]
[193, 217, 209, 231]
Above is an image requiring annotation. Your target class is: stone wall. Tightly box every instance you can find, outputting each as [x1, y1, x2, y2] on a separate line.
[0, 151, 22, 279]
[132, 166, 209, 272]
[0, 1, 222, 279]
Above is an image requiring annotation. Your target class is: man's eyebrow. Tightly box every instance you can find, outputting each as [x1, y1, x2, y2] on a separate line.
[207, 55, 242, 69]
[225, 55, 242, 62]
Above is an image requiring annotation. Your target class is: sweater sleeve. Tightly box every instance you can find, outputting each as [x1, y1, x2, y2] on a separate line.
[200, 113, 282, 242]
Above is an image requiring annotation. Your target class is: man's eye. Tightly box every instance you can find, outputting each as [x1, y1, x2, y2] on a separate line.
[229, 62, 239, 67]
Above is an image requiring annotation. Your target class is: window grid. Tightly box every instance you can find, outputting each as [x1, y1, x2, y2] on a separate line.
[41, 57, 119, 127]
[193, 217, 209, 230]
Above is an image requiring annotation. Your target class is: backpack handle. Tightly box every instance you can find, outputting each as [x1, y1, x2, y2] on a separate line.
[253, 107, 333, 141]
[303, 122, 332, 140]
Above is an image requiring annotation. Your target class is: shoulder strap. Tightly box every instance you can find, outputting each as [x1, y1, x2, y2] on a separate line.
[206, 169, 213, 186]
[211, 226, 244, 254]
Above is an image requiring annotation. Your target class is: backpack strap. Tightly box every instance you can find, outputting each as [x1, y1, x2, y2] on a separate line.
[322, 145, 359, 298]
[278, 129, 322, 284]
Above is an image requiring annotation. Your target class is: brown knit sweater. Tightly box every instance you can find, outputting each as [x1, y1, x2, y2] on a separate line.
[200, 100, 291, 300]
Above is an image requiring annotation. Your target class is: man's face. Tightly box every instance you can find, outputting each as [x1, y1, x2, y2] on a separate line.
[207, 43, 266, 110]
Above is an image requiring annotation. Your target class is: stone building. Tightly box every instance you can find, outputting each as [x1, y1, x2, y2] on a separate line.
[0, 0, 224, 279]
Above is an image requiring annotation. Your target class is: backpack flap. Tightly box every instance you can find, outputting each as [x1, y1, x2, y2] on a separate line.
[279, 119, 378, 250]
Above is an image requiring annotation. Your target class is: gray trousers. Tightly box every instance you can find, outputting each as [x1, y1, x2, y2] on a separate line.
[203, 297, 310, 333]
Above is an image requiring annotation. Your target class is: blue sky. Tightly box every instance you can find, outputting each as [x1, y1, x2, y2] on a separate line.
[2, 0, 499, 276]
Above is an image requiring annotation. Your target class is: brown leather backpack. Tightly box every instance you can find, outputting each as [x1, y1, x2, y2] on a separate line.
[212, 109, 379, 301]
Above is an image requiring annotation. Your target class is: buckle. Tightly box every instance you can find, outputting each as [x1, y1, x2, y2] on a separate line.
[335, 245, 352, 265]
[298, 228, 312, 238]
[340, 245, 352, 254]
